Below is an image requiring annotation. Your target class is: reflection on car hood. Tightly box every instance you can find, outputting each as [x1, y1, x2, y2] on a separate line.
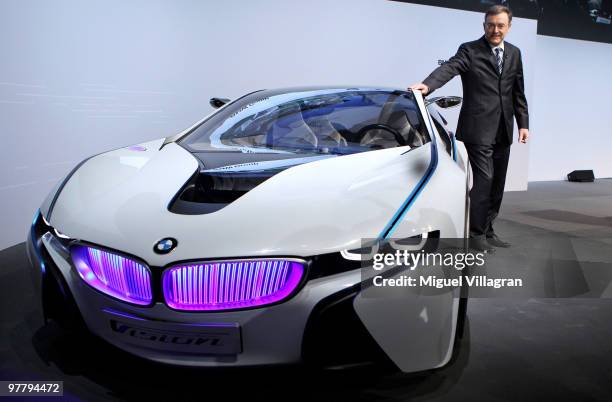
[194, 150, 336, 172]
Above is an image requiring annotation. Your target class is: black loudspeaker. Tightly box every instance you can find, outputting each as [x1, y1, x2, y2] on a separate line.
[567, 170, 595, 182]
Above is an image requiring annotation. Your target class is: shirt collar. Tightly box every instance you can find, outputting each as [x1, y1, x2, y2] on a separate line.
[489, 41, 505, 53]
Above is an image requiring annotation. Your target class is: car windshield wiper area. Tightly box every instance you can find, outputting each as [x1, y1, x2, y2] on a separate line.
[168, 169, 273, 215]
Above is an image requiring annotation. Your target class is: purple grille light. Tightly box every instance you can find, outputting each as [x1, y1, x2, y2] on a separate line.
[162, 259, 305, 311]
[71, 245, 152, 305]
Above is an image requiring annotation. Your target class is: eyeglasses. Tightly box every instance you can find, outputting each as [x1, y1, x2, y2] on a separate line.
[485, 23, 508, 30]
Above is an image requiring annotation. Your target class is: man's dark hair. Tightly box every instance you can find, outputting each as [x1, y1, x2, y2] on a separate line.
[485, 5, 513, 22]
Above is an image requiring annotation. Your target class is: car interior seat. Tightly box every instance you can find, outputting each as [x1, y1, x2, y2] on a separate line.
[387, 109, 424, 148]
[360, 108, 424, 149]
[307, 119, 348, 148]
[271, 104, 318, 148]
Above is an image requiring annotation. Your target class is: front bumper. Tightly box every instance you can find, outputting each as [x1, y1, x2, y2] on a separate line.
[27, 212, 460, 372]
[26, 215, 362, 367]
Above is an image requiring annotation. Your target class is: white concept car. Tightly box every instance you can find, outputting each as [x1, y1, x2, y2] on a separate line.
[27, 87, 469, 372]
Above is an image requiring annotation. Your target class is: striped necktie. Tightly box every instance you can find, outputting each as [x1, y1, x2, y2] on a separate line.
[495, 47, 503, 74]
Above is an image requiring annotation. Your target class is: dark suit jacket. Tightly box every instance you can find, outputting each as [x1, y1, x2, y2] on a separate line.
[423, 36, 529, 145]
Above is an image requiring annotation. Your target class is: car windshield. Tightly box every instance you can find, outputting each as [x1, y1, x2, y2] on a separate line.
[180, 88, 429, 155]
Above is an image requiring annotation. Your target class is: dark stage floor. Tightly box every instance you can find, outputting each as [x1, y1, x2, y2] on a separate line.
[1, 180, 611, 401]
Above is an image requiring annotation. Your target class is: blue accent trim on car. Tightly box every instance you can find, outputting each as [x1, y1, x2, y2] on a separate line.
[102, 308, 147, 321]
[32, 209, 40, 226]
[378, 113, 439, 240]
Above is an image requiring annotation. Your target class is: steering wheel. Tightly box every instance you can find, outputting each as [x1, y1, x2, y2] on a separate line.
[357, 123, 406, 146]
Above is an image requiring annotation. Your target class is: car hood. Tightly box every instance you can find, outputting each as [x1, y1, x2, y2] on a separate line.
[50, 138, 431, 266]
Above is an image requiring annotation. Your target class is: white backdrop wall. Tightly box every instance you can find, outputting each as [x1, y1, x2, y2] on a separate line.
[0, 0, 536, 250]
[529, 35, 612, 181]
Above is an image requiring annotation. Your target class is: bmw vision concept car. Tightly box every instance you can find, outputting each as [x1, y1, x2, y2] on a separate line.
[27, 87, 469, 372]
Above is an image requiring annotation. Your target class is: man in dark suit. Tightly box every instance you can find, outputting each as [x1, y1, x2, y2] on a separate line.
[410, 5, 529, 252]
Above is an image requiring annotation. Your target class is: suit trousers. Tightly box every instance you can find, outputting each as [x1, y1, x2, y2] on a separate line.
[464, 116, 511, 238]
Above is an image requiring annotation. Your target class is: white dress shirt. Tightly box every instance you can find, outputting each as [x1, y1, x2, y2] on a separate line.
[489, 41, 505, 55]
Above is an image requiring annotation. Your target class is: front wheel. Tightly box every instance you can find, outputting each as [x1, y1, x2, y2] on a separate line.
[456, 161, 471, 341]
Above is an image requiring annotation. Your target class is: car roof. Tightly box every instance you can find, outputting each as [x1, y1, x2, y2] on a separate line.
[252, 86, 408, 96]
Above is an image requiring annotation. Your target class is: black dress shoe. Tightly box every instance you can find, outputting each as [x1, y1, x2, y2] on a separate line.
[486, 234, 511, 248]
[469, 237, 495, 253]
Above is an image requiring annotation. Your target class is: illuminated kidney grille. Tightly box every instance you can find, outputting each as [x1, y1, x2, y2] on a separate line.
[163, 260, 304, 311]
[71, 245, 152, 305]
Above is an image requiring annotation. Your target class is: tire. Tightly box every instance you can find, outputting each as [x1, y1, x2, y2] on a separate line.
[42, 267, 87, 334]
[455, 162, 471, 342]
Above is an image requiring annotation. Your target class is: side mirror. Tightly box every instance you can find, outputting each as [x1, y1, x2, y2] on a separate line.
[210, 97, 231, 109]
[425, 96, 462, 109]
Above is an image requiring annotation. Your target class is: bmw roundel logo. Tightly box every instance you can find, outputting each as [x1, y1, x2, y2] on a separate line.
[154, 238, 177, 254]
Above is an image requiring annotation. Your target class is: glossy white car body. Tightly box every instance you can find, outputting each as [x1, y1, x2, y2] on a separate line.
[27, 87, 469, 372]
